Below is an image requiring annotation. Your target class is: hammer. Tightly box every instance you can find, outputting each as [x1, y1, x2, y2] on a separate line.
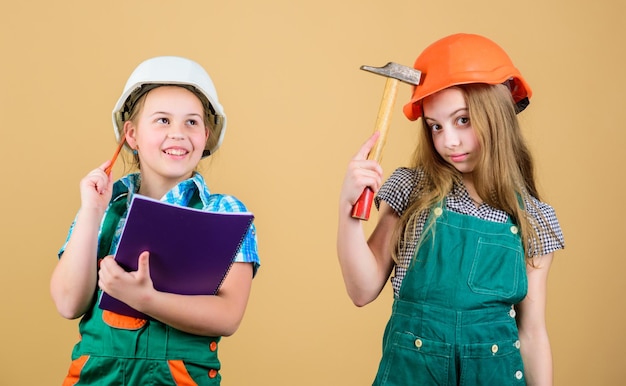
[351, 62, 422, 221]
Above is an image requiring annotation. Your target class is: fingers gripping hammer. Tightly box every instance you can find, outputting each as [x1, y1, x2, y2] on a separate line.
[351, 62, 422, 220]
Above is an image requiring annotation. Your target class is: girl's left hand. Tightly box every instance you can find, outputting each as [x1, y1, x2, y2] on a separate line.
[98, 252, 155, 311]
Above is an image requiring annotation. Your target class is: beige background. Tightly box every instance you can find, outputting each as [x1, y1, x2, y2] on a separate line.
[1, 0, 624, 385]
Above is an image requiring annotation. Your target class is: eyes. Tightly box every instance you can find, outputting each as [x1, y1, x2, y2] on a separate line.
[428, 115, 471, 132]
[156, 117, 202, 127]
[429, 123, 442, 132]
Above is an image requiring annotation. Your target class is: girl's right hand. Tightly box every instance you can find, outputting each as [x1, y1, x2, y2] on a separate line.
[339, 132, 384, 213]
[79, 160, 114, 213]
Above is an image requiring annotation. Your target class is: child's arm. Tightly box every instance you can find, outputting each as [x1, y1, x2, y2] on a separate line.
[336, 132, 396, 307]
[516, 252, 555, 386]
[99, 254, 253, 337]
[50, 161, 113, 319]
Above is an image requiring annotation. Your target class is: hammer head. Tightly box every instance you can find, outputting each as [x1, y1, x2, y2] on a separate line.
[361, 62, 421, 86]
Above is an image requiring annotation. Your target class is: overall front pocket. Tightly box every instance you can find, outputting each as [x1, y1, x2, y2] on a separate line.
[375, 331, 452, 386]
[467, 237, 526, 300]
[459, 338, 525, 386]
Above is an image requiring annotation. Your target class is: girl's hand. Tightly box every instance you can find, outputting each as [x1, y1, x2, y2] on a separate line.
[98, 251, 155, 312]
[79, 160, 114, 213]
[339, 132, 384, 212]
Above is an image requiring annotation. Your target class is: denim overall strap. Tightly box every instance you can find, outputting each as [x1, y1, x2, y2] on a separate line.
[374, 203, 528, 386]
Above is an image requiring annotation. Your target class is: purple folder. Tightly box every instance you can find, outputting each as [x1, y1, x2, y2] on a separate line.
[98, 194, 254, 319]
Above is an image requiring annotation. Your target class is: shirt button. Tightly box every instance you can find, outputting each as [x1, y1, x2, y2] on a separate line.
[509, 308, 517, 318]
[510, 225, 519, 234]
[434, 207, 443, 217]
[415, 339, 423, 348]
[515, 340, 521, 349]
[515, 370, 523, 380]
[491, 344, 499, 354]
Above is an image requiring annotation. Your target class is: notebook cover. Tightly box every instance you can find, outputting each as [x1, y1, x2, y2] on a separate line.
[98, 194, 254, 319]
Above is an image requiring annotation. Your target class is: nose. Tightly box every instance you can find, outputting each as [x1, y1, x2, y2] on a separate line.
[443, 127, 460, 148]
[167, 122, 186, 140]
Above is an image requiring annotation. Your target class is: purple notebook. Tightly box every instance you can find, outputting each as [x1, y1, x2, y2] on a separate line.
[98, 194, 254, 319]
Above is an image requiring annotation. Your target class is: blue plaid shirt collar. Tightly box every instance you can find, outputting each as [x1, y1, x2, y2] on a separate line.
[116, 172, 211, 208]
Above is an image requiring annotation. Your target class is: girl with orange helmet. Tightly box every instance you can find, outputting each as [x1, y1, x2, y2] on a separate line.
[51, 56, 260, 385]
[338, 33, 564, 385]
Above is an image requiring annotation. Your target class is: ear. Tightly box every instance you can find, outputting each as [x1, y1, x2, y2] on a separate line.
[124, 120, 138, 150]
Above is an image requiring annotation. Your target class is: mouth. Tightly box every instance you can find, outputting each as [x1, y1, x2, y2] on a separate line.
[163, 148, 190, 156]
[449, 153, 468, 163]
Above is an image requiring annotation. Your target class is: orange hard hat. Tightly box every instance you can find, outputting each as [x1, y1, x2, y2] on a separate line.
[403, 33, 532, 120]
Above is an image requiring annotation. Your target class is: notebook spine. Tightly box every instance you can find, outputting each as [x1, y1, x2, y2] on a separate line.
[212, 217, 254, 295]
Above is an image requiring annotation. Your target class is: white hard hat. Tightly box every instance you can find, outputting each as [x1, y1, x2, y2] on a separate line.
[112, 56, 226, 157]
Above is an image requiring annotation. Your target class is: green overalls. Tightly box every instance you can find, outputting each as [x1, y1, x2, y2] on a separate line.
[63, 191, 221, 386]
[373, 202, 528, 386]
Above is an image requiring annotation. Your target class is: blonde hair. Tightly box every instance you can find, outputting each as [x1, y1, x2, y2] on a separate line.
[393, 83, 549, 265]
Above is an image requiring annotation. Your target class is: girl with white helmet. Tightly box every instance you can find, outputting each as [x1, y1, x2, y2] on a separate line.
[51, 56, 260, 385]
[337, 33, 564, 385]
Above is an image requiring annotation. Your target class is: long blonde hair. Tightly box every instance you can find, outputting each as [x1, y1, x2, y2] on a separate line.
[393, 83, 546, 265]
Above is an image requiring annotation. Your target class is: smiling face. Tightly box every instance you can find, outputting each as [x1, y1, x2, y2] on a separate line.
[124, 86, 209, 195]
[422, 87, 481, 176]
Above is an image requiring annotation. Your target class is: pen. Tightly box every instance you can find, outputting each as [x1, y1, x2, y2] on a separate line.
[104, 136, 126, 176]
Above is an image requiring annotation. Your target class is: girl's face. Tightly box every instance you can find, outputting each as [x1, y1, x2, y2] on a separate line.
[423, 87, 481, 175]
[125, 86, 209, 188]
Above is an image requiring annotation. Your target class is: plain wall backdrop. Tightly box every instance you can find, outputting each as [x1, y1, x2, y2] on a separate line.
[1, 0, 624, 385]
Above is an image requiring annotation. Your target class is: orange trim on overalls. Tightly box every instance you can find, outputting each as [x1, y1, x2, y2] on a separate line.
[167, 360, 199, 386]
[62, 355, 89, 386]
[102, 310, 147, 329]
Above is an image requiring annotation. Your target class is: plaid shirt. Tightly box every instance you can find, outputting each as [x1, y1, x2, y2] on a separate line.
[59, 172, 260, 275]
[375, 167, 564, 297]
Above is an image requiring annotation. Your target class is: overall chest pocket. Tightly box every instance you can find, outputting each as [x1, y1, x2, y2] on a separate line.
[467, 237, 526, 300]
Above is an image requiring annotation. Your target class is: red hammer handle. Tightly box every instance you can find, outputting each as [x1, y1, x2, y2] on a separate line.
[351, 187, 375, 220]
[351, 77, 400, 220]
